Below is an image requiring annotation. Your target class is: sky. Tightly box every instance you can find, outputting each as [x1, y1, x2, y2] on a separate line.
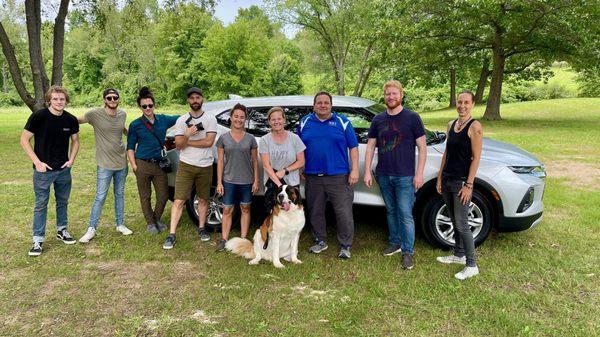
[214, 0, 297, 38]
[214, 0, 266, 25]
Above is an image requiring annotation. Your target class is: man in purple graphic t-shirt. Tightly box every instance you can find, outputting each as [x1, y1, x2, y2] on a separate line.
[364, 80, 426, 270]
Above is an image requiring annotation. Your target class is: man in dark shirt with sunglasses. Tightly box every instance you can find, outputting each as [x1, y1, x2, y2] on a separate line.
[77, 88, 133, 243]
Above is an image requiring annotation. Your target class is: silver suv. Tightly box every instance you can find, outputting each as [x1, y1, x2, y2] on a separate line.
[165, 95, 546, 248]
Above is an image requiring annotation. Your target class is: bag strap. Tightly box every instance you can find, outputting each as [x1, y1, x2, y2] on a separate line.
[141, 116, 167, 157]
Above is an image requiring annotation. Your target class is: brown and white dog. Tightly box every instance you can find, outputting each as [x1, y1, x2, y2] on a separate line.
[225, 185, 305, 268]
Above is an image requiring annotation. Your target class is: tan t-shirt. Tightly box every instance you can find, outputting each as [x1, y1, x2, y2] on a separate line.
[84, 108, 127, 170]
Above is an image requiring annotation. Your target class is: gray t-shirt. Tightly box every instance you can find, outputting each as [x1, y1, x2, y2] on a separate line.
[216, 132, 258, 184]
[84, 108, 127, 170]
[259, 131, 306, 186]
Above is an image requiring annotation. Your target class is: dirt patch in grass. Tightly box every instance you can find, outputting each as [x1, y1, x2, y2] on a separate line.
[545, 160, 600, 190]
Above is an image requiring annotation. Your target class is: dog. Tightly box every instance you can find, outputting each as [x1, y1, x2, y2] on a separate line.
[225, 185, 305, 268]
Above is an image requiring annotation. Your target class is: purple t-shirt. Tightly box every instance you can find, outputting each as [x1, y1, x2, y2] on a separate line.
[367, 108, 425, 176]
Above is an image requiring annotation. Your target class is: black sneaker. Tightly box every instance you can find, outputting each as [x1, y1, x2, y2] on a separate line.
[28, 242, 43, 256]
[56, 229, 76, 244]
[215, 238, 227, 252]
[382, 244, 402, 256]
[197, 227, 210, 242]
[401, 252, 414, 270]
[163, 234, 175, 250]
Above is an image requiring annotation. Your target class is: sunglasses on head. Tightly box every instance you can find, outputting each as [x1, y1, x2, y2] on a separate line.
[105, 96, 119, 101]
[141, 104, 154, 109]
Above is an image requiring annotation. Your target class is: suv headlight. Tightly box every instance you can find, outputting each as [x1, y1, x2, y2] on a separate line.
[508, 165, 546, 179]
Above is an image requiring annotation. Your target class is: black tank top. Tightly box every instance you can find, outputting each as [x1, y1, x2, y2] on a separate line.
[442, 119, 476, 179]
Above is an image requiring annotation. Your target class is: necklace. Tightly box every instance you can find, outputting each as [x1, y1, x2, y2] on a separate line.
[456, 117, 471, 131]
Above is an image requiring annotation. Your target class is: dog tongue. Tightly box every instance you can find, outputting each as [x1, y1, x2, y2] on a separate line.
[282, 202, 290, 212]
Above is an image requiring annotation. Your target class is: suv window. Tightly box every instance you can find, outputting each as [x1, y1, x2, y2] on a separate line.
[333, 107, 374, 143]
[216, 106, 309, 136]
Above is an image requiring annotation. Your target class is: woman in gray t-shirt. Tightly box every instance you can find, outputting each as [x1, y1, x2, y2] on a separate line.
[259, 106, 306, 215]
[215, 104, 258, 251]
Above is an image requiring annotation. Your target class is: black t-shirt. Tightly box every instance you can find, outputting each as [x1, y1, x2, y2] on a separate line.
[24, 108, 79, 170]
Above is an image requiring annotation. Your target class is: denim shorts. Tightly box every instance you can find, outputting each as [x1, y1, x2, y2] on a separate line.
[221, 182, 253, 207]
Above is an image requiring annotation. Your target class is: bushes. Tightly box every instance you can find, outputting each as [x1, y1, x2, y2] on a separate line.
[0, 92, 22, 107]
[502, 82, 576, 103]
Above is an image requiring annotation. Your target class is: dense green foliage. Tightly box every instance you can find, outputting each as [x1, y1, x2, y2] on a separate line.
[0, 0, 598, 111]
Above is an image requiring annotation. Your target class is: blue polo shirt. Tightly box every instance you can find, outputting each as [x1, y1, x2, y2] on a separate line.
[127, 114, 179, 160]
[297, 112, 358, 175]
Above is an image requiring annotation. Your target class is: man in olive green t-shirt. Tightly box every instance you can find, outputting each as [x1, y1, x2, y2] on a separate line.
[77, 88, 133, 243]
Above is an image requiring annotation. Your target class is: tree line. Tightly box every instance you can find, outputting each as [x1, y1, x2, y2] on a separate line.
[1, 0, 598, 120]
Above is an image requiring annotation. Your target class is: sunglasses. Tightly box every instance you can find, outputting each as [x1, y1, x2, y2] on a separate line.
[141, 104, 154, 109]
[105, 96, 119, 101]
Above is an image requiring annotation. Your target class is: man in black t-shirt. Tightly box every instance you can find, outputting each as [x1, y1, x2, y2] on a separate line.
[20, 86, 80, 256]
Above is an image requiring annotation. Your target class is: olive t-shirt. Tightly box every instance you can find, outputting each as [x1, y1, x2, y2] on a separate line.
[84, 108, 127, 169]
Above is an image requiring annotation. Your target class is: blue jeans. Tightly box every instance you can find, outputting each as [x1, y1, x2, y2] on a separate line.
[32, 168, 72, 243]
[376, 175, 415, 254]
[88, 166, 128, 229]
[221, 182, 253, 207]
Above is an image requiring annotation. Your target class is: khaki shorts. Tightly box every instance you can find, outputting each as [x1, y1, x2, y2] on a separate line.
[174, 161, 213, 200]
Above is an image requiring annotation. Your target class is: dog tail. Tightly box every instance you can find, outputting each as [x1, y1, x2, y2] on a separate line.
[225, 237, 255, 259]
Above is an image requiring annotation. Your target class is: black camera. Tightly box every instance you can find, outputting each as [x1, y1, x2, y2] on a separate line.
[194, 122, 204, 131]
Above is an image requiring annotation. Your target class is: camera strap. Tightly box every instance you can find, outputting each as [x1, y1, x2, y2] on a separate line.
[141, 116, 167, 158]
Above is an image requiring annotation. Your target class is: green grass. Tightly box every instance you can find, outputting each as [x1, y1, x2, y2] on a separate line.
[1, 99, 599, 336]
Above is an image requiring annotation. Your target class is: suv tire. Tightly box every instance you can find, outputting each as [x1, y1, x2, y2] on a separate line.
[421, 188, 492, 249]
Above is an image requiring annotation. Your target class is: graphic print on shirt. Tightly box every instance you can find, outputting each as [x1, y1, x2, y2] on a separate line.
[378, 121, 403, 155]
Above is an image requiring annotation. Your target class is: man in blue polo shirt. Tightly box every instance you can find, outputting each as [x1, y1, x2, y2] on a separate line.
[298, 91, 359, 259]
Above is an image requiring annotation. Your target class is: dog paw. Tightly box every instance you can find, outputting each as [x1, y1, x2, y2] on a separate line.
[273, 262, 285, 269]
[248, 259, 260, 265]
[291, 259, 303, 264]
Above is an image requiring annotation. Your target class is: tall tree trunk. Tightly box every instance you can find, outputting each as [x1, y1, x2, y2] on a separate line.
[2, 63, 8, 93]
[335, 56, 345, 95]
[353, 41, 374, 97]
[449, 68, 456, 108]
[475, 59, 490, 104]
[25, 0, 49, 107]
[0, 22, 36, 110]
[51, 0, 70, 86]
[355, 66, 372, 97]
[484, 46, 505, 120]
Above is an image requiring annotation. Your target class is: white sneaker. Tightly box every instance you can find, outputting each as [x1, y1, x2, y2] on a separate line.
[116, 225, 133, 235]
[436, 255, 467, 265]
[79, 227, 96, 243]
[455, 266, 479, 280]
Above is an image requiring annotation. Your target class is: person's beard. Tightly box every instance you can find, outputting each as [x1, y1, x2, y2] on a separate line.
[385, 99, 401, 109]
[190, 102, 202, 112]
[105, 102, 118, 110]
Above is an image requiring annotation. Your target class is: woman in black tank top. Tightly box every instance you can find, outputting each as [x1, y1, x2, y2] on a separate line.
[435, 90, 484, 280]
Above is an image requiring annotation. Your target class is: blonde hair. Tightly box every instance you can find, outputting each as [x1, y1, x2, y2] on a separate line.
[45, 85, 70, 105]
[267, 106, 286, 121]
[383, 80, 404, 93]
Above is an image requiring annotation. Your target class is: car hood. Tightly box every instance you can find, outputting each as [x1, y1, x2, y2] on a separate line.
[433, 138, 542, 166]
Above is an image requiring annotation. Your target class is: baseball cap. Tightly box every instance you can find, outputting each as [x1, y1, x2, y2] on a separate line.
[186, 87, 203, 97]
[103, 88, 119, 98]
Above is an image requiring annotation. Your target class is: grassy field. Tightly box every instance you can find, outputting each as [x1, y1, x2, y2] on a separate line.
[0, 98, 599, 336]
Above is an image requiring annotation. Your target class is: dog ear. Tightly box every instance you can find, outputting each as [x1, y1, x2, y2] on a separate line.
[292, 186, 301, 203]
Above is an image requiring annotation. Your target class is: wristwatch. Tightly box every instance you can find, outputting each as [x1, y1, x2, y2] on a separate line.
[284, 168, 290, 175]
